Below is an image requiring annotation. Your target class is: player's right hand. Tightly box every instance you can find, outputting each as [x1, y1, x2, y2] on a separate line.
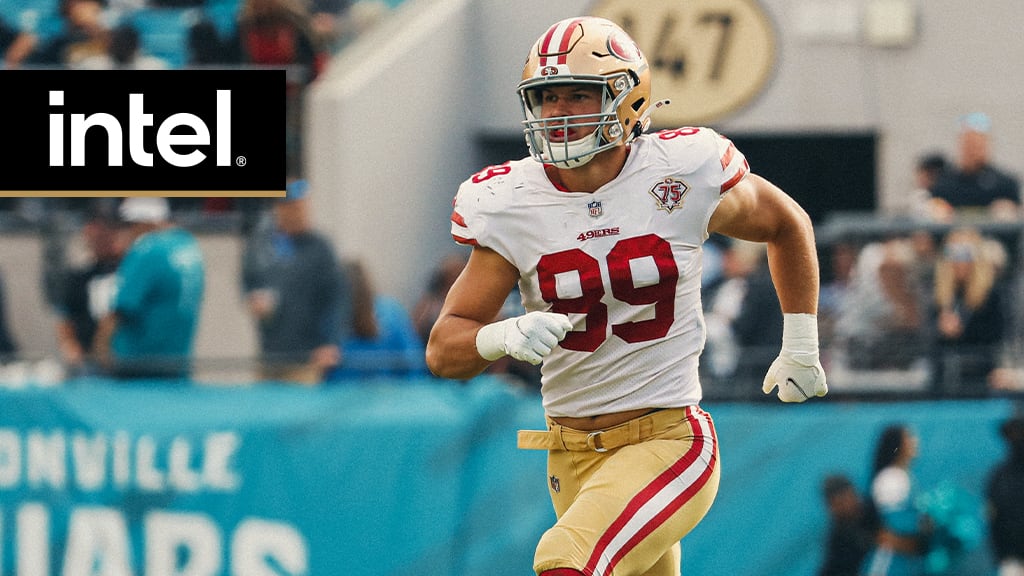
[475, 311, 574, 365]
[762, 351, 828, 402]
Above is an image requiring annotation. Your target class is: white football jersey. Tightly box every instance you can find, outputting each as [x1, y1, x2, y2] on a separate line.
[451, 127, 749, 417]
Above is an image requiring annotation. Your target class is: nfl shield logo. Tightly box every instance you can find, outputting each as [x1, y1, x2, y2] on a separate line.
[549, 475, 561, 493]
[588, 200, 603, 217]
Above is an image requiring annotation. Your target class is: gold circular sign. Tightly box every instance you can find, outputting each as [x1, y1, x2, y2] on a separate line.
[590, 0, 777, 127]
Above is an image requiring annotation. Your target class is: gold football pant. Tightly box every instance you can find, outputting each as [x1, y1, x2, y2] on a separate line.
[519, 406, 720, 576]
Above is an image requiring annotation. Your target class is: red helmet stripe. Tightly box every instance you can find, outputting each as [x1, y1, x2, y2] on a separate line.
[538, 23, 561, 67]
[539, 18, 586, 67]
[555, 18, 585, 65]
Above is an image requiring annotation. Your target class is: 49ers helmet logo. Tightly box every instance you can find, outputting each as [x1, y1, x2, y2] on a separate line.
[607, 29, 642, 62]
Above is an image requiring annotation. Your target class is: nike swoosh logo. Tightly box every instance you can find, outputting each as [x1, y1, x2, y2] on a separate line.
[787, 377, 810, 399]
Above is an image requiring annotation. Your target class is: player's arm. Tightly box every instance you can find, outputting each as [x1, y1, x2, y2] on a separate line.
[708, 173, 818, 313]
[709, 173, 827, 402]
[425, 246, 572, 379]
[425, 247, 519, 379]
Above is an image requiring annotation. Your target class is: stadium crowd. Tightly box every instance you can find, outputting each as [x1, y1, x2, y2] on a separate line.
[0, 169, 1021, 398]
[0, 1, 1022, 401]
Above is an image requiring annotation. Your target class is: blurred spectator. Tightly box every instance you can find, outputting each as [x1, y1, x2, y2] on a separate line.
[0, 268, 18, 362]
[903, 153, 948, 220]
[94, 197, 205, 379]
[819, 473, 876, 576]
[412, 251, 468, 344]
[702, 238, 765, 380]
[242, 179, 351, 385]
[187, 18, 240, 65]
[928, 113, 1021, 222]
[931, 227, 1008, 395]
[835, 237, 928, 371]
[990, 368, 1024, 393]
[818, 240, 858, 352]
[27, 0, 110, 67]
[986, 415, 1024, 576]
[308, 0, 351, 52]
[906, 230, 939, 294]
[236, 0, 325, 78]
[236, 0, 326, 182]
[862, 424, 932, 576]
[104, 0, 145, 24]
[1, 15, 37, 68]
[730, 242, 785, 384]
[54, 211, 127, 376]
[150, 0, 203, 7]
[700, 234, 727, 289]
[74, 22, 168, 69]
[325, 259, 425, 381]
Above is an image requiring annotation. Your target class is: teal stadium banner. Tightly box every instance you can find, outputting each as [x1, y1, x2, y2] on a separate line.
[0, 377, 1014, 575]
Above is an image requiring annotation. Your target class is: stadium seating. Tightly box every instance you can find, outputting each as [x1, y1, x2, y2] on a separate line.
[127, 7, 202, 68]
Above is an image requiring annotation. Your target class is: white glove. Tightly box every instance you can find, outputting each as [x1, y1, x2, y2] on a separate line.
[475, 311, 573, 365]
[762, 313, 828, 402]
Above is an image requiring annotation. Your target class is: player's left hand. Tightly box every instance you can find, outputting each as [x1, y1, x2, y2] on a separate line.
[762, 351, 827, 402]
[762, 313, 827, 402]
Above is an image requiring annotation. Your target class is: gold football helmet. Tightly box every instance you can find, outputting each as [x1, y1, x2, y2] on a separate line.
[518, 17, 657, 168]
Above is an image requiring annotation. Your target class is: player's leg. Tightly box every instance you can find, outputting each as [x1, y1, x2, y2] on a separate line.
[534, 407, 720, 576]
[640, 542, 681, 576]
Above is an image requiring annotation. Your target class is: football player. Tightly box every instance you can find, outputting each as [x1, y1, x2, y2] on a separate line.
[425, 16, 827, 576]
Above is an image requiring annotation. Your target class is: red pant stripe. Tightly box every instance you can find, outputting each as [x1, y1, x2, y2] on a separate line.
[584, 408, 718, 576]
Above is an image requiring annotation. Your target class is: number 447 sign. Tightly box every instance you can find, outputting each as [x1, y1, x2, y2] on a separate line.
[590, 0, 777, 126]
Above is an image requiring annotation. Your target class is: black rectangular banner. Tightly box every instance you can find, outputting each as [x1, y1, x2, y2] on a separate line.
[0, 69, 287, 196]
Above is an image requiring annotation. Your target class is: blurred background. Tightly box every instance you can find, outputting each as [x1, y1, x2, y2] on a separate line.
[1, 0, 1023, 574]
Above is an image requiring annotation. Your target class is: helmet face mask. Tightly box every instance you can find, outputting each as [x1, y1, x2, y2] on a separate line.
[518, 17, 652, 169]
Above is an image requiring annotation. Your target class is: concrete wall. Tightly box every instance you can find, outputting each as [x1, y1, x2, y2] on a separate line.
[306, 0, 478, 309]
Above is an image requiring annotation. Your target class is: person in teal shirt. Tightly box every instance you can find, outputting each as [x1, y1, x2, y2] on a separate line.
[861, 424, 932, 576]
[95, 197, 205, 380]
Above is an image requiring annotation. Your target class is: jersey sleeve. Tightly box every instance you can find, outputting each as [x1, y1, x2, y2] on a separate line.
[652, 127, 749, 196]
[448, 163, 514, 250]
[449, 180, 480, 247]
[649, 127, 751, 242]
[714, 131, 750, 195]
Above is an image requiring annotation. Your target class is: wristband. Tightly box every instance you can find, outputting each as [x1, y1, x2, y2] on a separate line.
[475, 318, 512, 361]
[781, 313, 819, 355]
